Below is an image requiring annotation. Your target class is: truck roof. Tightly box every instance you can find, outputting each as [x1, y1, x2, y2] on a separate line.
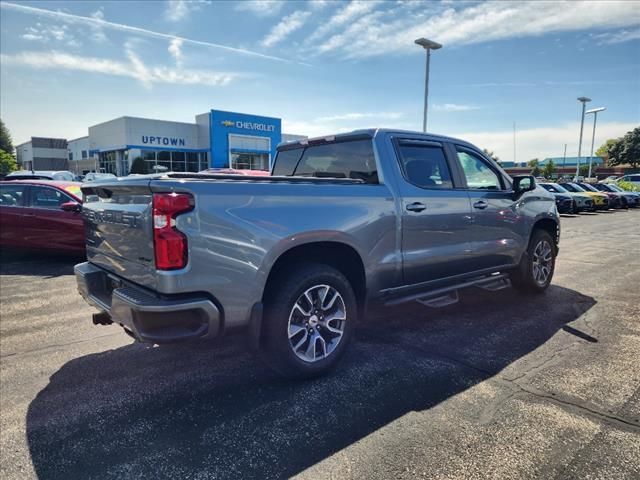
[276, 128, 476, 151]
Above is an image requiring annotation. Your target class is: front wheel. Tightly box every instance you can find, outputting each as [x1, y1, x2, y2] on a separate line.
[510, 230, 556, 293]
[261, 264, 357, 379]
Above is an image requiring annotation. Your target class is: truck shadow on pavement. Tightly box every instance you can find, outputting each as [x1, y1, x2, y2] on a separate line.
[26, 285, 596, 479]
[0, 250, 83, 278]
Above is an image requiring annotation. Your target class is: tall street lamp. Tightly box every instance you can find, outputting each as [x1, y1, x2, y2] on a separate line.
[575, 96, 591, 180]
[586, 107, 606, 179]
[415, 37, 442, 133]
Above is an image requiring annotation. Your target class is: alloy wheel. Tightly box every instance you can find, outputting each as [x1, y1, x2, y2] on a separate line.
[532, 240, 553, 286]
[287, 284, 347, 363]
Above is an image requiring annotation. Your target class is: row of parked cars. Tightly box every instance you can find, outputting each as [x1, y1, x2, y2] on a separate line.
[4, 170, 116, 183]
[538, 180, 640, 214]
[0, 169, 638, 256]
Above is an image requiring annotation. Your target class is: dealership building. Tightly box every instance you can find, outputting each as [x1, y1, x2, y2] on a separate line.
[28, 109, 305, 176]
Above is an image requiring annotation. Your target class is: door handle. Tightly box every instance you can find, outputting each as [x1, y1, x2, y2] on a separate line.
[406, 202, 426, 212]
[473, 200, 488, 210]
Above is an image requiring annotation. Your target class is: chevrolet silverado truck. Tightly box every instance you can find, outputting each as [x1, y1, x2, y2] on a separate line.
[75, 129, 560, 378]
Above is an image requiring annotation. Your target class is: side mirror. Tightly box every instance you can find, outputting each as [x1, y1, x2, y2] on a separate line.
[512, 175, 536, 196]
[60, 201, 81, 212]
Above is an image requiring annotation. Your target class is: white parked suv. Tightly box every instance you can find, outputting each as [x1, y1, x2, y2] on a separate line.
[617, 174, 640, 187]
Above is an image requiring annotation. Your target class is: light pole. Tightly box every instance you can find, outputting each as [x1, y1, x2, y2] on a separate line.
[586, 107, 606, 179]
[415, 37, 442, 133]
[575, 96, 591, 180]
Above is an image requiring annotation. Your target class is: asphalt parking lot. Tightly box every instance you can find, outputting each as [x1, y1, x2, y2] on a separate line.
[1, 209, 639, 479]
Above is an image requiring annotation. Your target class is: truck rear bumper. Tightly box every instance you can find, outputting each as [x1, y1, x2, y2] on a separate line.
[75, 262, 221, 343]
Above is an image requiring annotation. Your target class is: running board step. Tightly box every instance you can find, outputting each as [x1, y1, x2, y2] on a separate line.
[416, 290, 459, 308]
[477, 277, 511, 291]
[384, 273, 510, 308]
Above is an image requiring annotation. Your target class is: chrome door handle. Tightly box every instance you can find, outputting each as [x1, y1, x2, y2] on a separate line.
[406, 202, 426, 212]
[473, 201, 488, 210]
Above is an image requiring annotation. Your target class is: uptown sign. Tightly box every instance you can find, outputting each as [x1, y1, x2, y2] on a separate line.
[141, 135, 186, 147]
[220, 120, 276, 132]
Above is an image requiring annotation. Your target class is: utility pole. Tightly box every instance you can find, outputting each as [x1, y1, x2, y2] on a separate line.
[414, 38, 442, 133]
[586, 107, 606, 179]
[576, 96, 591, 180]
[513, 122, 516, 163]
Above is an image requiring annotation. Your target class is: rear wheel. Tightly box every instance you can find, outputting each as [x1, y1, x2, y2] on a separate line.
[261, 264, 357, 379]
[511, 229, 556, 293]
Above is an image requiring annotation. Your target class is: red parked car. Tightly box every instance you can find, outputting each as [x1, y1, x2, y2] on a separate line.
[0, 180, 85, 254]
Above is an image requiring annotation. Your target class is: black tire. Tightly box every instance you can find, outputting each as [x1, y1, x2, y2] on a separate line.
[510, 229, 556, 294]
[261, 263, 357, 379]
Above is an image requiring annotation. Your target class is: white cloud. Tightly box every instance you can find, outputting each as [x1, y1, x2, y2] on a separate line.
[461, 82, 537, 88]
[312, 0, 640, 58]
[21, 23, 80, 47]
[449, 122, 639, 162]
[0, 1, 299, 64]
[261, 11, 311, 48]
[164, 0, 210, 22]
[90, 7, 108, 42]
[594, 29, 640, 45]
[309, 0, 329, 10]
[315, 112, 404, 122]
[168, 37, 183, 66]
[433, 103, 480, 112]
[307, 0, 382, 43]
[1, 50, 238, 89]
[235, 0, 284, 17]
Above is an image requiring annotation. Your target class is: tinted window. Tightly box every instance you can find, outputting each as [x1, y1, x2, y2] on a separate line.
[562, 183, 585, 192]
[0, 184, 26, 206]
[456, 148, 502, 190]
[578, 183, 598, 192]
[397, 142, 452, 189]
[29, 186, 73, 209]
[292, 140, 378, 183]
[272, 148, 303, 176]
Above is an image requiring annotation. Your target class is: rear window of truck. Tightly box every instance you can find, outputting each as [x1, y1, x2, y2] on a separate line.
[273, 139, 378, 184]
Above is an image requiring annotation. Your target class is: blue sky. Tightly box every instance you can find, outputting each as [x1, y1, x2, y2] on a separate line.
[1, 0, 639, 161]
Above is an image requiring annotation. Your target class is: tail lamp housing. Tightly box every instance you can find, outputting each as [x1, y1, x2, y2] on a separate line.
[153, 192, 194, 270]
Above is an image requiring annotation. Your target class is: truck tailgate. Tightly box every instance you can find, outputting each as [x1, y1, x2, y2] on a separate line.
[82, 182, 157, 290]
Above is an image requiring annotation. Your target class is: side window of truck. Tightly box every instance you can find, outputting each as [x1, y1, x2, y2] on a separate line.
[274, 139, 378, 184]
[397, 141, 453, 189]
[456, 147, 503, 190]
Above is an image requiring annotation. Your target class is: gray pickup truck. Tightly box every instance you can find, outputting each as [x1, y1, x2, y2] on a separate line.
[75, 129, 560, 378]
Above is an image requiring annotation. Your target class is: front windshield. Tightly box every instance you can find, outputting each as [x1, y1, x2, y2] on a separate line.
[608, 184, 623, 192]
[562, 183, 585, 192]
[579, 183, 598, 192]
[550, 183, 569, 193]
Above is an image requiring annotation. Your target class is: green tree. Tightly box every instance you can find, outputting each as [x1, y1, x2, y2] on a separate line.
[0, 119, 14, 154]
[528, 158, 541, 177]
[129, 156, 148, 174]
[482, 148, 499, 162]
[607, 127, 640, 168]
[542, 159, 556, 179]
[596, 138, 619, 160]
[0, 149, 18, 176]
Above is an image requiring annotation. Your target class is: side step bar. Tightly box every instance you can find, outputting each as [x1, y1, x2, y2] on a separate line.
[385, 273, 511, 308]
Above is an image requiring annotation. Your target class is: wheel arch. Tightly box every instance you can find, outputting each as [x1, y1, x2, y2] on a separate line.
[531, 217, 559, 251]
[261, 241, 367, 311]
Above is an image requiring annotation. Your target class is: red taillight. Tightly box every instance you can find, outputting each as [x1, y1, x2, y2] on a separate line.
[153, 192, 194, 270]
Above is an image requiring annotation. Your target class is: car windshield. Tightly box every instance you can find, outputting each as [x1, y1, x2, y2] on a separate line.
[561, 183, 585, 192]
[549, 183, 569, 193]
[578, 183, 598, 192]
[608, 184, 624, 192]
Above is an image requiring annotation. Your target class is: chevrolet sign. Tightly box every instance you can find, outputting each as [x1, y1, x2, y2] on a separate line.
[221, 120, 276, 132]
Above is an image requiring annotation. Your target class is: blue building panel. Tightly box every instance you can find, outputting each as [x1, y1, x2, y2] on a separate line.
[209, 110, 282, 168]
